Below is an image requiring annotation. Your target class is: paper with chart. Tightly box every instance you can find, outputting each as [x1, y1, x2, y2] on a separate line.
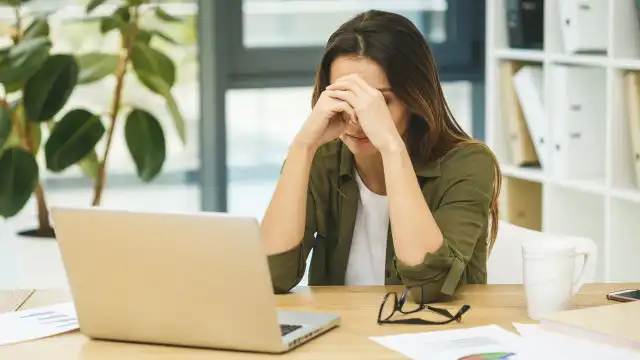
[0, 302, 78, 346]
[370, 324, 524, 360]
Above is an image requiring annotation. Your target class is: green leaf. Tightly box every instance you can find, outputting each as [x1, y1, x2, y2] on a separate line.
[136, 70, 185, 144]
[100, 6, 130, 34]
[4, 81, 22, 94]
[135, 29, 152, 45]
[24, 54, 79, 122]
[0, 38, 52, 85]
[125, 108, 165, 181]
[23, 17, 49, 40]
[0, 147, 39, 218]
[155, 7, 181, 22]
[0, 104, 12, 148]
[127, 0, 143, 6]
[0, 0, 32, 6]
[131, 43, 175, 89]
[86, 0, 108, 13]
[76, 53, 118, 84]
[2, 100, 21, 149]
[150, 30, 179, 45]
[45, 109, 105, 172]
[78, 150, 99, 180]
[27, 121, 41, 154]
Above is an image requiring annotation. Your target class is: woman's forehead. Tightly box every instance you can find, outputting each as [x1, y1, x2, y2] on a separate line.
[329, 56, 391, 90]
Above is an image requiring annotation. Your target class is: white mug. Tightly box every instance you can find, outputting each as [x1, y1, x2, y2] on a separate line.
[521, 236, 597, 320]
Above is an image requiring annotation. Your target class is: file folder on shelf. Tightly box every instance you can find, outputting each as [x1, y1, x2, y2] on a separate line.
[513, 65, 546, 168]
[500, 62, 539, 167]
[550, 65, 606, 180]
[558, 0, 608, 54]
[505, 0, 544, 49]
[623, 72, 640, 188]
[499, 177, 542, 231]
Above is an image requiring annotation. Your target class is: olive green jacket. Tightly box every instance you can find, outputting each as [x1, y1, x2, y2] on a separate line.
[267, 140, 496, 303]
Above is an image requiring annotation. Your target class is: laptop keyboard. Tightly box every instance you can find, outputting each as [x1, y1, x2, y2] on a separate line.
[280, 324, 302, 336]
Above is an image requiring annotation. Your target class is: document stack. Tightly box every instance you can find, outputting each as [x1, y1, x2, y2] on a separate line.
[549, 65, 606, 181]
[512, 65, 546, 169]
[557, 0, 608, 54]
[505, 0, 544, 49]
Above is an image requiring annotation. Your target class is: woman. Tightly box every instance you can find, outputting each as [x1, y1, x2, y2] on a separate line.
[260, 10, 501, 303]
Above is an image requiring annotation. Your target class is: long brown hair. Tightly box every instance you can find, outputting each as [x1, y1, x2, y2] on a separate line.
[311, 10, 502, 252]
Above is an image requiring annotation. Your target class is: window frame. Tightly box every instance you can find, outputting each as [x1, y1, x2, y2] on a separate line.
[225, 0, 480, 84]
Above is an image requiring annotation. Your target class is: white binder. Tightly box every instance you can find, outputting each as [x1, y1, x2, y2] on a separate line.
[623, 72, 640, 188]
[550, 65, 606, 180]
[513, 65, 547, 168]
[558, 0, 608, 54]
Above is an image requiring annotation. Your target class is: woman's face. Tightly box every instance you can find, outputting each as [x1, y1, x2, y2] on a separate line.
[329, 56, 410, 156]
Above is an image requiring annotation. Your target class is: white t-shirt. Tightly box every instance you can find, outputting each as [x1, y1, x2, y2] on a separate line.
[344, 170, 390, 286]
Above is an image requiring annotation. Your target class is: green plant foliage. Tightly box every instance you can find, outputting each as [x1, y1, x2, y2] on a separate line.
[76, 53, 119, 84]
[23, 18, 50, 40]
[0, 38, 52, 86]
[0, 147, 39, 218]
[125, 108, 166, 181]
[86, 0, 108, 13]
[131, 41, 175, 88]
[1, 101, 21, 149]
[78, 150, 100, 180]
[45, 109, 105, 172]
[27, 122, 41, 153]
[155, 7, 181, 22]
[0, 0, 33, 6]
[100, 6, 130, 34]
[135, 70, 185, 144]
[23, 54, 79, 122]
[0, 105, 11, 149]
[149, 29, 179, 45]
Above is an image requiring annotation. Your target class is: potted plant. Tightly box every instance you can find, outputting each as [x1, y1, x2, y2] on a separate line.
[0, 0, 186, 238]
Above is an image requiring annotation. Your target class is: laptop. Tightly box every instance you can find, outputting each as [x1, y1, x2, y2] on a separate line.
[51, 206, 340, 353]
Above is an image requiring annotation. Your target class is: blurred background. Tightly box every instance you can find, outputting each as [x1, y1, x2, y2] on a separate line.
[0, 0, 483, 287]
[3, 0, 482, 223]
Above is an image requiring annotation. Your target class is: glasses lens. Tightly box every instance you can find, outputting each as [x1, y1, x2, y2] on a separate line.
[379, 293, 397, 321]
[398, 288, 422, 313]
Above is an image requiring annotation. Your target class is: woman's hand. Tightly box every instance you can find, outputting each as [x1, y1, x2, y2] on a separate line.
[326, 74, 403, 154]
[294, 90, 357, 151]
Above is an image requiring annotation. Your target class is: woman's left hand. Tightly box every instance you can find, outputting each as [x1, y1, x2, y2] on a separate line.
[326, 74, 402, 154]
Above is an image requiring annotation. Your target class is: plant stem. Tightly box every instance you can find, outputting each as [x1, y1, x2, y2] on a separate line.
[9, 6, 52, 235]
[91, 7, 139, 206]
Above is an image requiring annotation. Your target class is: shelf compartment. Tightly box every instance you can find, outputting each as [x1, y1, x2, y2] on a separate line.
[499, 176, 543, 231]
[608, 198, 640, 282]
[542, 184, 606, 281]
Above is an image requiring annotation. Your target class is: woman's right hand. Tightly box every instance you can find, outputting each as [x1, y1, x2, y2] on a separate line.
[293, 90, 357, 151]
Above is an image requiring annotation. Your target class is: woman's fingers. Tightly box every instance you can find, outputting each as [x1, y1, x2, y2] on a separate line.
[325, 89, 358, 108]
[331, 100, 357, 126]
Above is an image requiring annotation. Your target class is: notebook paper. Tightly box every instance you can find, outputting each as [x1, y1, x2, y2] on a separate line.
[0, 302, 78, 346]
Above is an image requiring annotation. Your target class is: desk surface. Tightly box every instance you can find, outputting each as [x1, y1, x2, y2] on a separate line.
[0, 283, 634, 359]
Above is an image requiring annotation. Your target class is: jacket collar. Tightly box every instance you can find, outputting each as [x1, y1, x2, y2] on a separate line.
[337, 141, 441, 179]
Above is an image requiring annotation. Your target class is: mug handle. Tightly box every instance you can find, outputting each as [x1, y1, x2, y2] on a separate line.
[570, 236, 598, 295]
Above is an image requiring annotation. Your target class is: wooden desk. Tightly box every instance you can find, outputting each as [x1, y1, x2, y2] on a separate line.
[0, 283, 633, 359]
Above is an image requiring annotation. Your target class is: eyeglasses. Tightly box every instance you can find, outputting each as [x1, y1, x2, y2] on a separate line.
[378, 286, 471, 325]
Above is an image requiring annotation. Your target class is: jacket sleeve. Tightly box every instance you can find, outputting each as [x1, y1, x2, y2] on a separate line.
[266, 189, 317, 294]
[394, 144, 496, 303]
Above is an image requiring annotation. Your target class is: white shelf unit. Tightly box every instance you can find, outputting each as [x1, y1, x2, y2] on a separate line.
[486, 0, 640, 282]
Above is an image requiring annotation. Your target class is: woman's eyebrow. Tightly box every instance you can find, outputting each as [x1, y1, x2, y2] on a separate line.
[378, 87, 392, 93]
